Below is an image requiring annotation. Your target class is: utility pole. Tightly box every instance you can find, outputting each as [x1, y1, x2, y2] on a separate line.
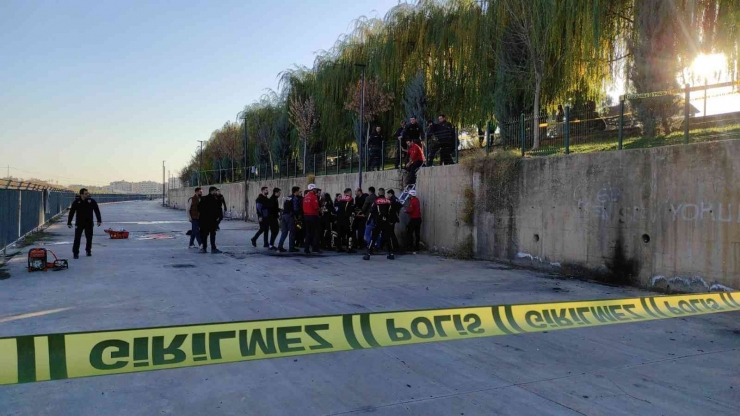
[238, 110, 249, 222]
[162, 160, 166, 206]
[355, 63, 366, 189]
[197, 140, 205, 186]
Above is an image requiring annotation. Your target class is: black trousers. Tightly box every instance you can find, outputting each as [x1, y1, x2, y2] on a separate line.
[353, 217, 366, 249]
[269, 218, 280, 246]
[440, 141, 454, 165]
[336, 220, 353, 250]
[407, 218, 422, 251]
[367, 221, 394, 255]
[73, 223, 94, 255]
[387, 223, 400, 252]
[406, 161, 423, 185]
[253, 219, 270, 246]
[200, 228, 217, 250]
[304, 216, 321, 252]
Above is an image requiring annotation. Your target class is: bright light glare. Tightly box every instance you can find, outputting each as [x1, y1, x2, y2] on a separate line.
[691, 53, 727, 81]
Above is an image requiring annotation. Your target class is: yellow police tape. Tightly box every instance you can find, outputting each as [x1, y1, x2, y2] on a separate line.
[2, 292, 739, 385]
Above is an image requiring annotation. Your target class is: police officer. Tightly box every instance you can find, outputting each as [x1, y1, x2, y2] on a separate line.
[251, 186, 270, 248]
[402, 116, 423, 145]
[363, 192, 395, 261]
[335, 188, 356, 253]
[368, 126, 383, 171]
[278, 186, 301, 253]
[67, 188, 102, 259]
[385, 189, 402, 252]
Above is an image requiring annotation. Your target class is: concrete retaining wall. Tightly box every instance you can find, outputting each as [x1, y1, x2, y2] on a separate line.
[170, 140, 740, 291]
[474, 140, 740, 291]
[169, 165, 474, 253]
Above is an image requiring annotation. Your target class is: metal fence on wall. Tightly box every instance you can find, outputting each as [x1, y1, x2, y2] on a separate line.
[496, 81, 740, 157]
[1, 187, 148, 253]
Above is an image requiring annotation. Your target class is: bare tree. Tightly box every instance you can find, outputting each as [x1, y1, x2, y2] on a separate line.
[289, 96, 318, 173]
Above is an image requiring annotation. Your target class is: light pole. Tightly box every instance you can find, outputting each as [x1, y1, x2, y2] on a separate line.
[237, 110, 248, 221]
[355, 63, 366, 189]
[162, 160, 166, 206]
[197, 140, 205, 186]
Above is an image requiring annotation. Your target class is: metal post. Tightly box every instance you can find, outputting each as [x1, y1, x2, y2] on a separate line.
[294, 158, 297, 177]
[357, 63, 366, 188]
[453, 127, 460, 163]
[313, 153, 317, 175]
[520, 113, 525, 157]
[324, 151, 327, 176]
[618, 99, 624, 150]
[162, 160, 165, 206]
[350, 148, 353, 174]
[336, 150, 340, 175]
[197, 140, 205, 186]
[565, 105, 571, 154]
[398, 140, 402, 168]
[241, 113, 248, 218]
[302, 139, 307, 175]
[684, 84, 690, 145]
[381, 141, 385, 170]
[703, 79, 708, 117]
[485, 122, 490, 155]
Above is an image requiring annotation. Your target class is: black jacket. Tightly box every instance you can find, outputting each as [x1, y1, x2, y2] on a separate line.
[432, 121, 455, 143]
[268, 195, 281, 219]
[336, 195, 355, 223]
[368, 131, 383, 149]
[256, 194, 270, 219]
[370, 197, 393, 225]
[68, 197, 102, 225]
[388, 195, 402, 223]
[198, 194, 222, 229]
[403, 123, 423, 144]
[362, 193, 377, 216]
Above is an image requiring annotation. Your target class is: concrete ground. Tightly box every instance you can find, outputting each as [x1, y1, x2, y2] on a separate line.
[0, 201, 739, 416]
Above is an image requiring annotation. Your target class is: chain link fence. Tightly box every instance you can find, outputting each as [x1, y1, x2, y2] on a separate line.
[1, 185, 148, 253]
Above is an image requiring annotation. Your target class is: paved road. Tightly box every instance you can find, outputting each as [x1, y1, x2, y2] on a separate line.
[1, 201, 738, 415]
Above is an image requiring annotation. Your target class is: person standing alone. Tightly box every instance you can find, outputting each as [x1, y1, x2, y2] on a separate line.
[251, 187, 270, 248]
[198, 186, 223, 253]
[187, 187, 203, 249]
[67, 188, 102, 259]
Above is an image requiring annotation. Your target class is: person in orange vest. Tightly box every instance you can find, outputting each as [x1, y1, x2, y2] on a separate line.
[302, 184, 321, 254]
[405, 189, 422, 254]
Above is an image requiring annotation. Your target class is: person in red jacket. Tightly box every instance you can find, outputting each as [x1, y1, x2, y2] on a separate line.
[302, 184, 321, 254]
[405, 137, 425, 185]
[405, 189, 422, 253]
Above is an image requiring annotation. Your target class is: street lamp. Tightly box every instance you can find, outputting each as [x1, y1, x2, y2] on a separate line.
[197, 140, 205, 186]
[237, 110, 248, 221]
[355, 63, 366, 189]
[162, 160, 166, 206]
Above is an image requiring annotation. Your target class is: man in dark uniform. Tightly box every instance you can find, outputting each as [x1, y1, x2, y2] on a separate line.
[402, 116, 423, 145]
[198, 186, 223, 253]
[67, 188, 102, 259]
[267, 188, 281, 250]
[363, 194, 395, 261]
[436, 114, 455, 165]
[251, 187, 270, 248]
[353, 188, 368, 249]
[368, 126, 383, 171]
[385, 189, 402, 253]
[278, 186, 301, 253]
[394, 120, 406, 169]
[335, 188, 356, 253]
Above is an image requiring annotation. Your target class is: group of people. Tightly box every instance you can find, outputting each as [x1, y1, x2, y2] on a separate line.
[186, 184, 423, 261]
[249, 184, 422, 261]
[187, 186, 228, 253]
[368, 113, 456, 185]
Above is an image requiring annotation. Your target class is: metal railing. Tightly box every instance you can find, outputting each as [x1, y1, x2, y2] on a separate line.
[496, 81, 740, 157]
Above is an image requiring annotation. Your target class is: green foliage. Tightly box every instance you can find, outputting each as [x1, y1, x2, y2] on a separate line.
[177, 0, 740, 179]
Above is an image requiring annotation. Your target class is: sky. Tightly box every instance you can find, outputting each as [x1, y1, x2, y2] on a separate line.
[0, 0, 401, 186]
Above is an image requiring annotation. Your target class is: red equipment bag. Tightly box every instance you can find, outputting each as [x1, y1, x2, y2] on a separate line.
[27, 248, 69, 272]
[104, 228, 130, 239]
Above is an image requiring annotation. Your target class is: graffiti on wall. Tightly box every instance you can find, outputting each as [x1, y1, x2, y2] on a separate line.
[577, 185, 740, 224]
